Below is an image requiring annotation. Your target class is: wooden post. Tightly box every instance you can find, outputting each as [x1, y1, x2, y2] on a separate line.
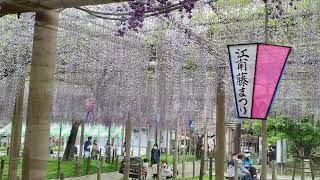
[138, 126, 142, 157]
[123, 114, 132, 180]
[310, 158, 315, 180]
[59, 173, 64, 180]
[272, 160, 277, 180]
[166, 129, 169, 161]
[79, 120, 85, 159]
[56, 118, 63, 179]
[99, 148, 102, 161]
[21, 10, 59, 180]
[234, 124, 241, 153]
[169, 130, 173, 156]
[86, 157, 91, 175]
[234, 160, 239, 180]
[112, 149, 115, 163]
[156, 124, 161, 180]
[76, 120, 85, 176]
[120, 125, 124, 156]
[8, 79, 25, 180]
[301, 157, 305, 180]
[292, 157, 297, 180]
[107, 121, 112, 163]
[215, 68, 226, 180]
[194, 132, 197, 160]
[6, 146, 9, 156]
[192, 160, 195, 178]
[209, 156, 213, 180]
[199, 147, 205, 180]
[115, 155, 119, 171]
[57, 157, 61, 179]
[173, 117, 179, 179]
[261, 1, 269, 179]
[146, 125, 151, 162]
[0, 159, 4, 180]
[261, 120, 268, 180]
[75, 156, 81, 176]
[182, 126, 186, 178]
[203, 118, 208, 173]
[97, 167, 101, 180]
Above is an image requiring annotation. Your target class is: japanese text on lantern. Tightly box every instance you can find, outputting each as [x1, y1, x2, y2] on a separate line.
[235, 48, 249, 115]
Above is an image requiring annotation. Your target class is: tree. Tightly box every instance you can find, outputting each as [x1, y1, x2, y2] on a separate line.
[63, 120, 81, 160]
[268, 117, 320, 158]
[245, 116, 320, 158]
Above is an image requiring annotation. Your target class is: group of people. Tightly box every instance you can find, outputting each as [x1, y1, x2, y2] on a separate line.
[83, 136, 113, 160]
[151, 143, 174, 179]
[227, 152, 257, 180]
[84, 136, 99, 159]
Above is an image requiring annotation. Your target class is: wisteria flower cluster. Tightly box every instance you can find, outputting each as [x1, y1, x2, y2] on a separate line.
[76, 0, 198, 36]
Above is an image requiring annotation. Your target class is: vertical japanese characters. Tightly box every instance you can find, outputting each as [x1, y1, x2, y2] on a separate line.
[235, 48, 249, 116]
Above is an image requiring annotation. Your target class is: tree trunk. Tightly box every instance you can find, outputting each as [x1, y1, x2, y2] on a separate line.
[79, 113, 88, 160]
[156, 124, 160, 180]
[146, 125, 152, 161]
[166, 129, 169, 160]
[76, 120, 85, 176]
[215, 68, 226, 180]
[57, 118, 63, 159]
[63, 121, 81, 160]
[107, 121, 111, 163]
[169, 130, 173, 156]
[203, 118, 208, 173]
[182, 126, 186, 178]
[292, 156, 297, 180]
[123, 115, 132, 180]
[121, 124, 125, 156]
[138, 126, 141, 157]
[56, 118, 63, 179]
[8, 79, 25, 180]
[301, 150, 305, 180]
[173, 117, 179, 179]
[22, 10, 59, 180]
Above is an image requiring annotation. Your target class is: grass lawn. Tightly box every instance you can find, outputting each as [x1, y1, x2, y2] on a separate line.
[0, 156, 119, 180]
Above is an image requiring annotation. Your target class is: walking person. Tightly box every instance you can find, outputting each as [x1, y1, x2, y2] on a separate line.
[91, 139, 99, 160]
[151, 143, 161, 179]
[105, 140, 111, 162]
[226, 153, 238, 180]
[237, 154, 251, 180]
[84, 136, 92, 158]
